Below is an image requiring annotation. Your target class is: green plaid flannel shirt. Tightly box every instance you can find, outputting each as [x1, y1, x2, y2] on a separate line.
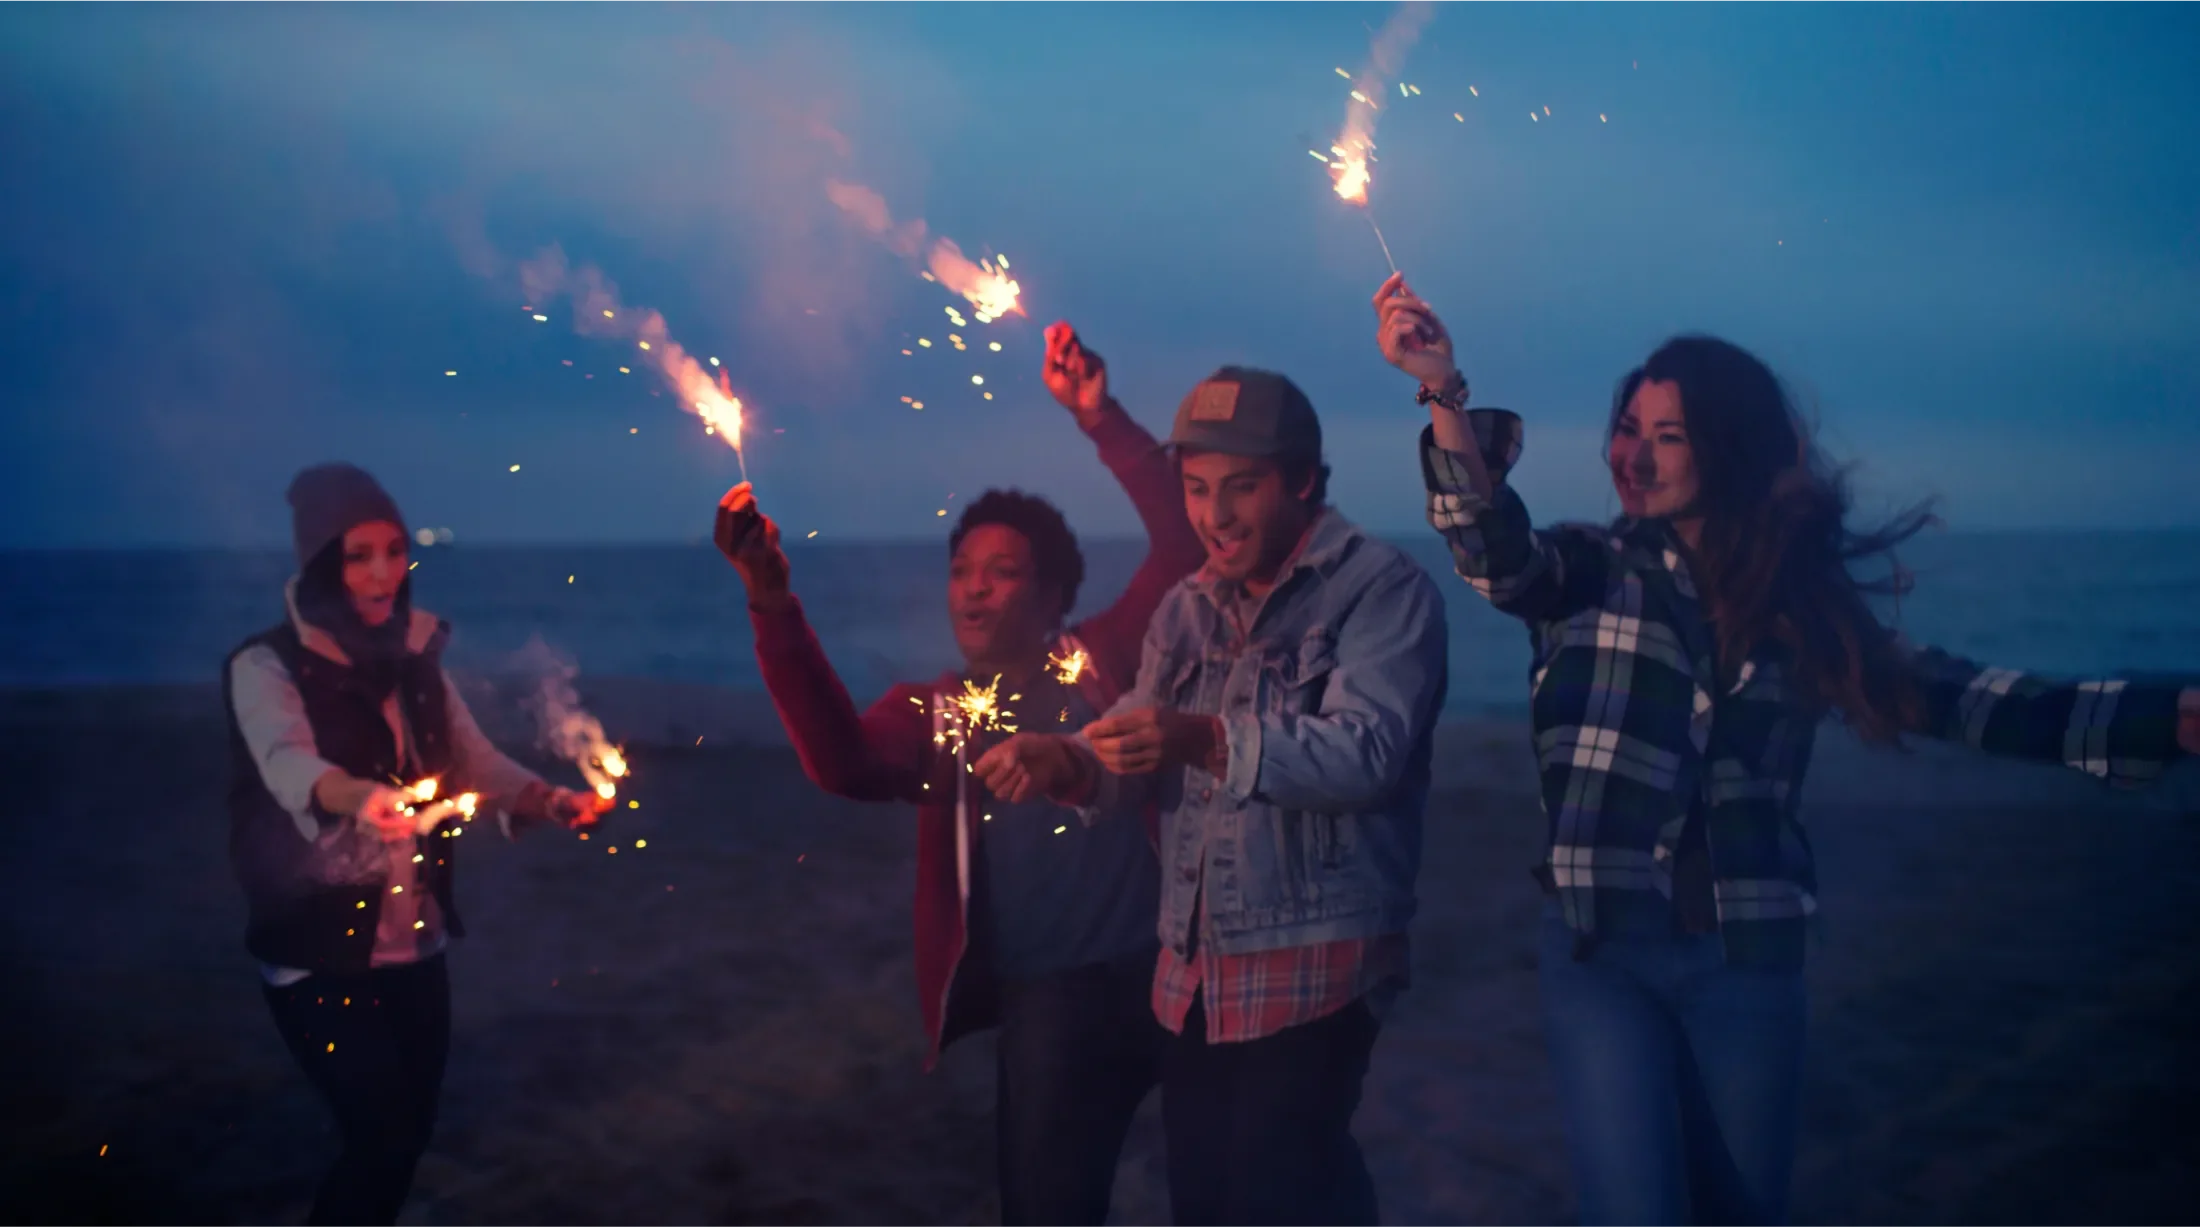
[1420, 423, 2189, 967]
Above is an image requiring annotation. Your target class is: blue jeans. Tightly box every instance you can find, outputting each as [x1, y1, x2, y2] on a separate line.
[1539, 903, 1807, 1226]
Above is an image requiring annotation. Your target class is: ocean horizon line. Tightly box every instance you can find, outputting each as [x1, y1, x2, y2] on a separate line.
[8, 525, 2200, 555]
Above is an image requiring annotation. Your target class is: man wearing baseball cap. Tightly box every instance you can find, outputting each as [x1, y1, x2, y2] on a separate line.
[976, 366, 1450, 1225]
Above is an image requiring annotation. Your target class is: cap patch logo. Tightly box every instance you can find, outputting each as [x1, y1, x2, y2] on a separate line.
[1190, 381, 1240, 421]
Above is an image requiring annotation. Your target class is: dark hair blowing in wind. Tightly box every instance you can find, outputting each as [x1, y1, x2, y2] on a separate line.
[1612, 336, 1939, 744]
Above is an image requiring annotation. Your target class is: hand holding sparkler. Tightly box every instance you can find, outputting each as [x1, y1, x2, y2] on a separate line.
[1081, 707, 1227, 777]
[974, 733, 1093, 806]
[1042, 322, 1111, 424]
[353, 783, 417, 845]
[713, 482, 792, 607]
[517, 780, 602, 830]
[1373, 272, 1460, 392]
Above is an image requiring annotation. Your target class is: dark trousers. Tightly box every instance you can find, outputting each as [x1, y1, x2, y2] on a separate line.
[994, 947, 1168, 1225]
[262, 954, 451, 1226]
[1160, 994, 1382, 1226]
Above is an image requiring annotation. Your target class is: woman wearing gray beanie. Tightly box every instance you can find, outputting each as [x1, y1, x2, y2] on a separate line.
[222, 463, 598, 1225]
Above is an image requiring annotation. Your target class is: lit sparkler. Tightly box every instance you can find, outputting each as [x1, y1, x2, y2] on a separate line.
[519, 245, 748, 479]
[825, 180, 1023, 322]
[930, 674, 1019, 755]
[923, 674, 1021, 912]
[1325, 1, 1434, 273]
[518, 638, 628, 814]
[1047, 646, 1089, 687]
[399, 777, 481, 836]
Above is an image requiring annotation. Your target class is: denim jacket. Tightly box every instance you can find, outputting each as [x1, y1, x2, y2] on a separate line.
[1080, 509, 1449, 958]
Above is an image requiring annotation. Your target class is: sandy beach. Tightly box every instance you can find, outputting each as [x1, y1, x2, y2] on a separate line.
[3, 676, 2196, 1225]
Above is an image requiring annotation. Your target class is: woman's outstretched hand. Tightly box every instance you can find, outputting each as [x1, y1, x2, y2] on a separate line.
[511, 782, 603, 831]
[544, 786, 602, 829]
[354, 784, 416, 845]
[1373, 271, 1460, 392]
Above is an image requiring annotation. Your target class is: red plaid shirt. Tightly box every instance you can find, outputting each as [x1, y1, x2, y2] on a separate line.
[1153, 897, 1410, 1043]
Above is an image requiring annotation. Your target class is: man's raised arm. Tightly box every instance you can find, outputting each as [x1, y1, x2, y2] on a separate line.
[715, 482, 933, 804]
[1041, 321, 1205, 690]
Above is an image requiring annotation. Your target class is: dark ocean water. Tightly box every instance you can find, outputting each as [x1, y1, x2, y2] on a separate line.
[4, 532, 2197, 714]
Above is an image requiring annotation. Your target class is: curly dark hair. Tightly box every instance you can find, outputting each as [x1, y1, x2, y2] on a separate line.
[948, 488, 1086, 619]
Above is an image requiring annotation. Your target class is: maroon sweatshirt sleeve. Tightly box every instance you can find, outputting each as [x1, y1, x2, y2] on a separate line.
[1070, 400, 1205, 693]
[749, 595, 932, 804]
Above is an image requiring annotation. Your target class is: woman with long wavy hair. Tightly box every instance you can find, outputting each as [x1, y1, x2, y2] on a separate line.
[1371, 274, 2199, 1224]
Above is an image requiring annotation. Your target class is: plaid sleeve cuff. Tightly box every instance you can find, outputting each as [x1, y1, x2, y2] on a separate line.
[1419, 414, 1522, 487]
[1909, 647, 2189, 789]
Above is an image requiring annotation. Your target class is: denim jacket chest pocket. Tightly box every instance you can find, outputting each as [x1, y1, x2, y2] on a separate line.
[1257, 627, 1339, 719]
[1255, 628, 1359, 876]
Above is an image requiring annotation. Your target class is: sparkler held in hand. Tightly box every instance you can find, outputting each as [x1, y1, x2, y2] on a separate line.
[516, 637, 633, 818]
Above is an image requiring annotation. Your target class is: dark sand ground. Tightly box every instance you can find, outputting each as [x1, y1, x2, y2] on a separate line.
[4, 679, 2197, 1224]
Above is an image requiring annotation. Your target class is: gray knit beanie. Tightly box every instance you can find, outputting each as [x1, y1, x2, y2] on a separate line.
[286, 463, 407, 566]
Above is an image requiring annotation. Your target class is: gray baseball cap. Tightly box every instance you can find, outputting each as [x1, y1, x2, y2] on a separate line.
[1167, 366, 1323, 460]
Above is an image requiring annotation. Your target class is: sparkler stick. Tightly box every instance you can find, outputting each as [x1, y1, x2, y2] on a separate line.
[926, 676, 1019, 904]
[1364, 210, 1398, 275]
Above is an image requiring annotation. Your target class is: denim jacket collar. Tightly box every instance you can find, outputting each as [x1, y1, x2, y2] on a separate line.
[1186, 506, 1359, 615]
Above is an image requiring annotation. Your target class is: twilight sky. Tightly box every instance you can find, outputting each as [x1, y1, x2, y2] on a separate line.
[3, 2, 2196, 548]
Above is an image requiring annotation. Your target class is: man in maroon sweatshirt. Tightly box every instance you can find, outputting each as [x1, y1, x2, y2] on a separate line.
[712, 321, 1205, 1225]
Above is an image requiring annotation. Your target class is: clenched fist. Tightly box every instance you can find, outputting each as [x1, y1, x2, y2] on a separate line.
[1042, 321, 1111, 424]
[1081, 707, 1226, 777]
[714, 481, 792, 605]
[973, 733, 1092, 805]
